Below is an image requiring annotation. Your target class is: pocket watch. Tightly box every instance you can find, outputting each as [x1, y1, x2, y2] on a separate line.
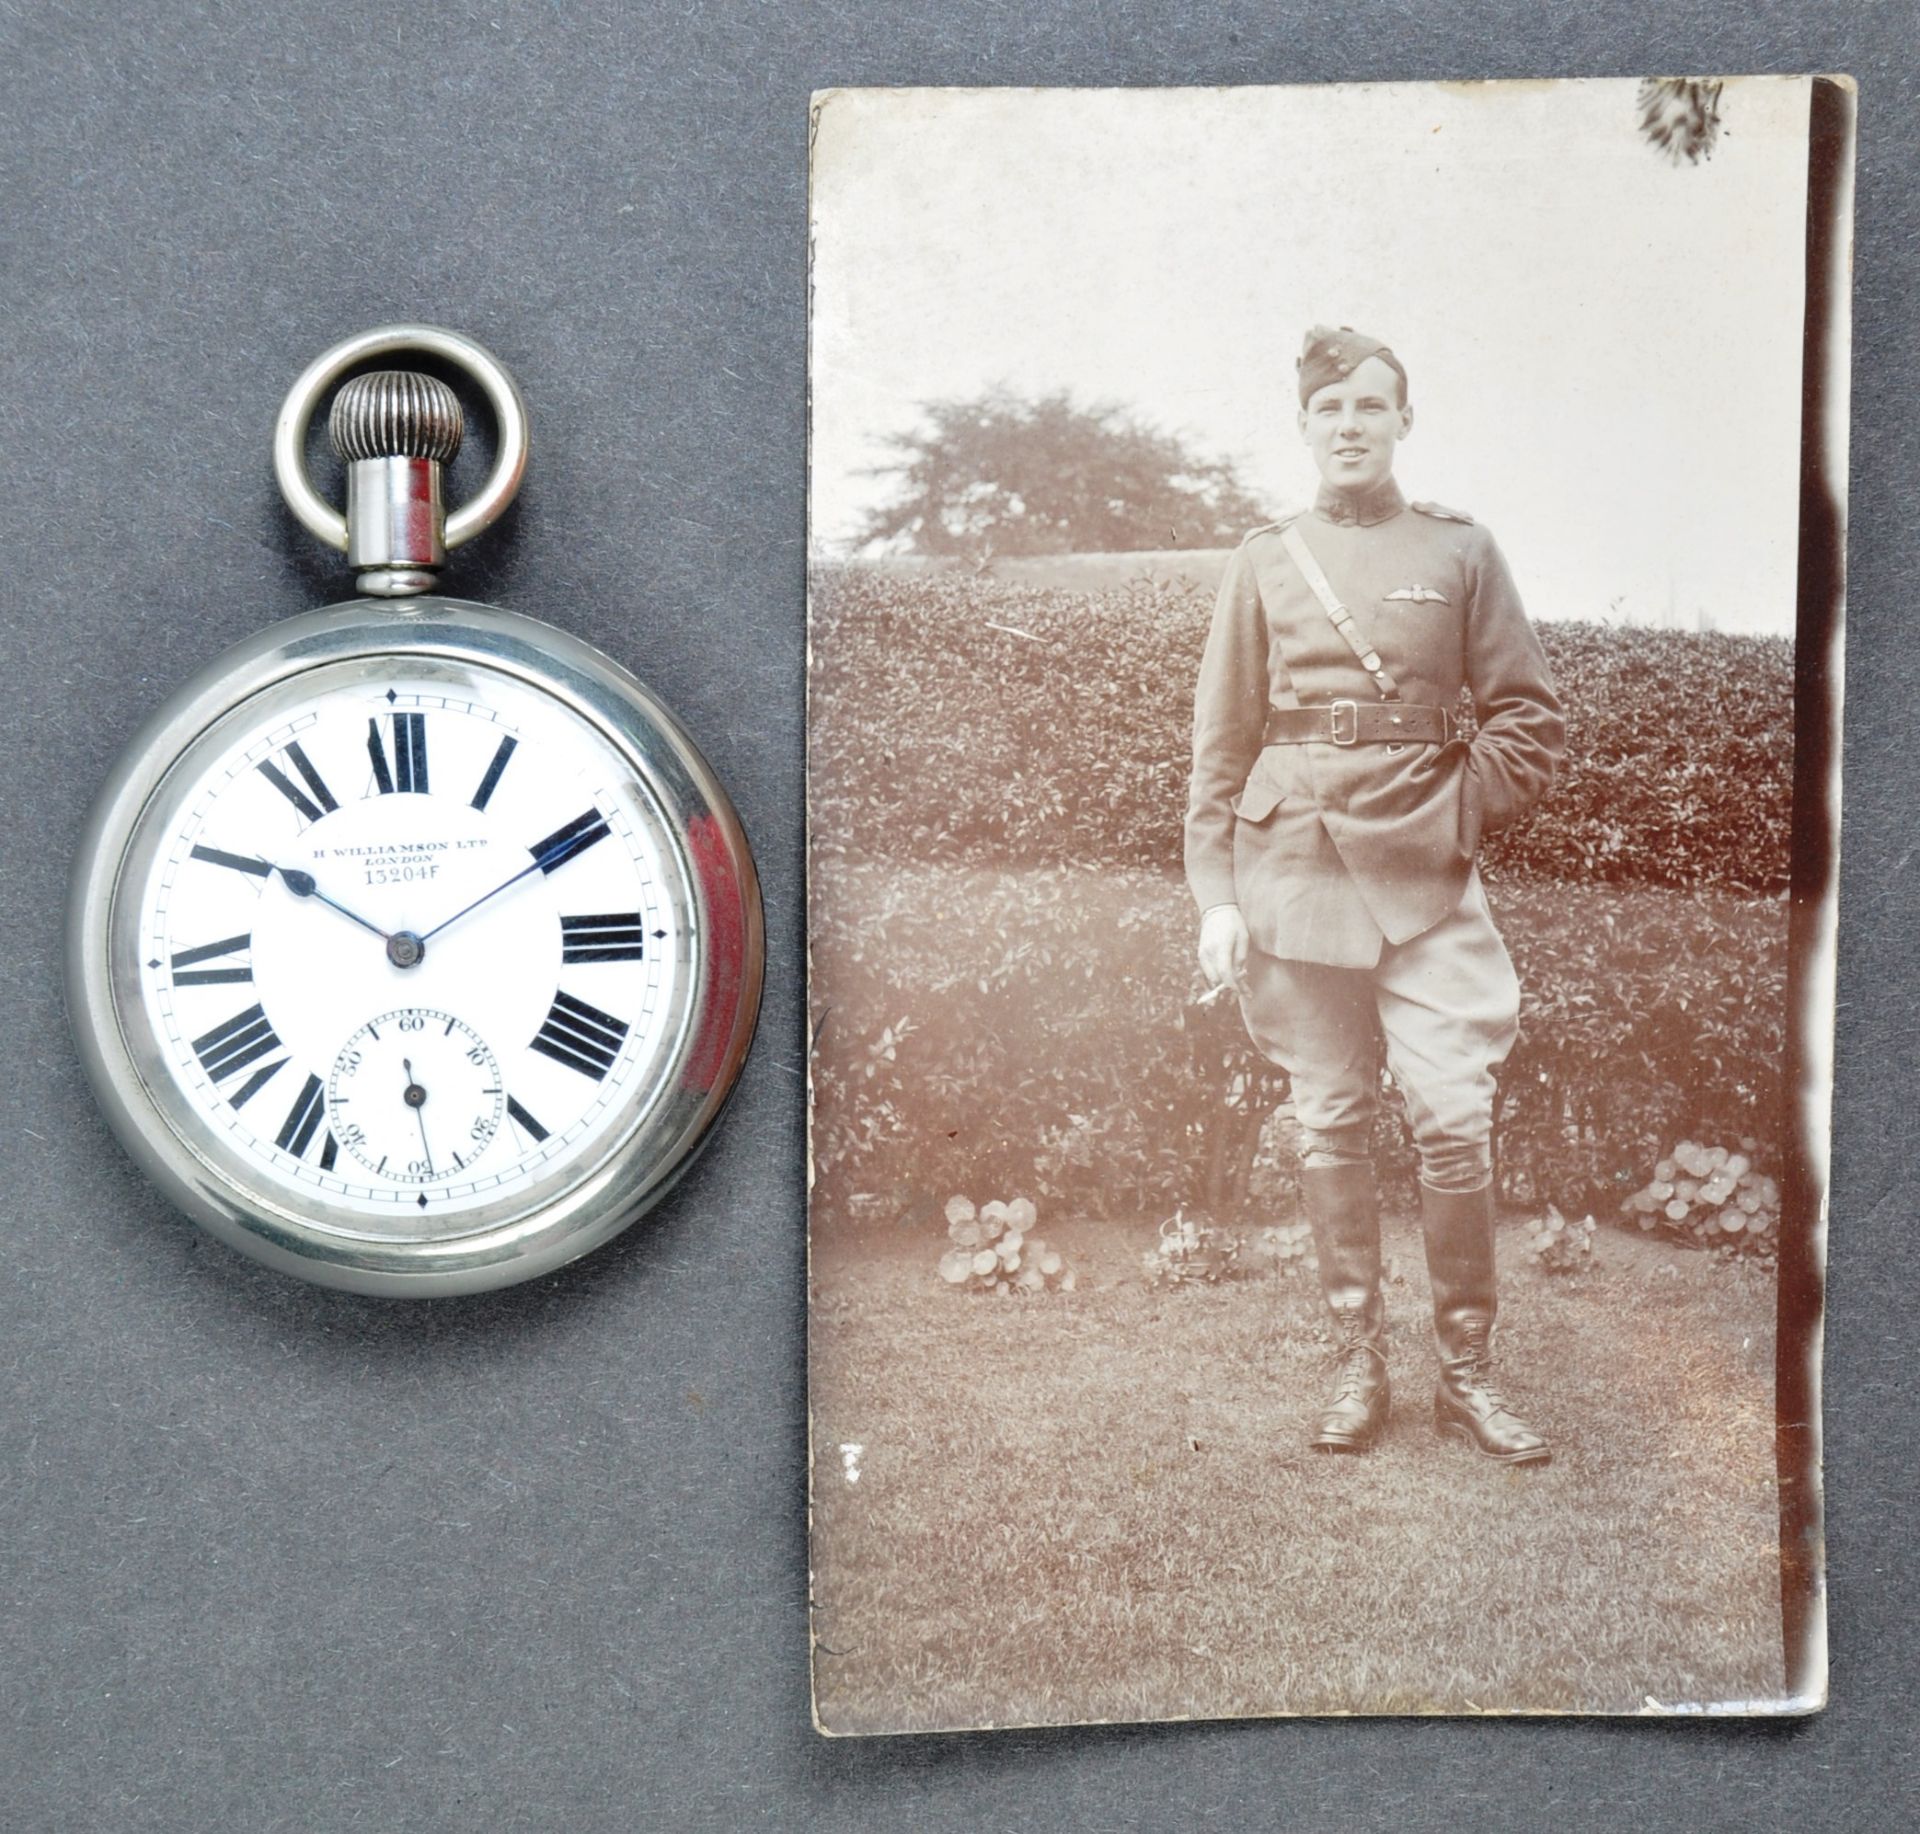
[67, 326, 764, 1296]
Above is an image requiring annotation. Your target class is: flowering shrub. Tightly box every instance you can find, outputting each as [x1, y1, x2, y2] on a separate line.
[1252, 1220, 1318, 1279]
[1620, 1139, 1781, 1258]
[1140, 1212, 1336, 1287]
[937, 1195, 1076, 1294]
[1140, 1207, 1248, 1287]
[1524, 1204, 1598, 1275]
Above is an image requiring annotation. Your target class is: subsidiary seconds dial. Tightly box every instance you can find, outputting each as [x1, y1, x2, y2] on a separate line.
[328, 1010, 505, 1189]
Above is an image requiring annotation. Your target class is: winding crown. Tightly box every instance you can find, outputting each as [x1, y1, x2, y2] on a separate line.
[329, 370, 465, 464]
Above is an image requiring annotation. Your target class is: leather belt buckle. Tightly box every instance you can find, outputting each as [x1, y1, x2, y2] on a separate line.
[1329, 698, 1359, 745]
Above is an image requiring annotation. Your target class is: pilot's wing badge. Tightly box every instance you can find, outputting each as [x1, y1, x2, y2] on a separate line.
[1384, 585, 1450, 605]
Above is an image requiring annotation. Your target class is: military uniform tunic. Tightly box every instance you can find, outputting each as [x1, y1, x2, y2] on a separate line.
[1185, 475, 1564, 968]
[1184, 474, 1565, 1182]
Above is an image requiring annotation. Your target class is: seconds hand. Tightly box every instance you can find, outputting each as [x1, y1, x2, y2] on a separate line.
[403, 1058, 433, 1175]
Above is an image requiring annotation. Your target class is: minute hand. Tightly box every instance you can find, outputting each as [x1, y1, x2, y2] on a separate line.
[419, 814, 605, 944]
[418, 856, 547, 944]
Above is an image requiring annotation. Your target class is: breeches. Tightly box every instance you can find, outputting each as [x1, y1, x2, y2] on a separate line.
[1236, 869, 1521, 1192]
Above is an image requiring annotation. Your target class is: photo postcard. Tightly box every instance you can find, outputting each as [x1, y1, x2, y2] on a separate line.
[807, 75, 1850, 1734]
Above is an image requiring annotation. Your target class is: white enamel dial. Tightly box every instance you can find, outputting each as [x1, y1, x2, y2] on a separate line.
[130, 664, 686, 1239]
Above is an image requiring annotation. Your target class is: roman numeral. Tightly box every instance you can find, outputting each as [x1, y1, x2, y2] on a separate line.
[272, 1073, 328, 1158]
[169, 933, 252, 986]
[531, 809, 612, 874]
[471, 734, 518, 811]
[529, 809, 612, 874]
[560, 913, 646, 963]
[506, 1095, 550, 1142]
[367, 712, 429, 794]
[227, 1059, 286, 1111]
[529, 992, 629, 1080]
[258, 741, 338, 824]
[192, 1003, 284, 1089]
[190, 844, 272, 878]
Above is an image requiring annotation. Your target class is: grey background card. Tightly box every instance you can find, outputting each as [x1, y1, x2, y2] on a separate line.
[0, 5, 1911, 1831]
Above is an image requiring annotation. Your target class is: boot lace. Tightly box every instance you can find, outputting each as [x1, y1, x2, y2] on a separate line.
[1327, 1307, 1383, 1402]
[1452, 1320, 1510, 1414]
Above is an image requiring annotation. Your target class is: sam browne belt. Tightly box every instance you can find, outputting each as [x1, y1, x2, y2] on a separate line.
[1264, 701, 1458, 747]
[1265, 520, 1459, 747]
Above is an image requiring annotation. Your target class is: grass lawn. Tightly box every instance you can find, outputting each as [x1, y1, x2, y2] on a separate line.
[808, 1213, 1784, 1733]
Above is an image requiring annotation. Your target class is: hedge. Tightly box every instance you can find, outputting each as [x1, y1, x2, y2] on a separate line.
[808, 566, 1795, 895]
[809, 862, 1788, 1233]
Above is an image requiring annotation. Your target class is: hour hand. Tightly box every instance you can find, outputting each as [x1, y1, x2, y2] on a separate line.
[273, 866, 391, 942]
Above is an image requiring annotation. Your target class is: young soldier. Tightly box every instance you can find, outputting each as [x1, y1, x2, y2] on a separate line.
[1185, 325, 1565, 1464]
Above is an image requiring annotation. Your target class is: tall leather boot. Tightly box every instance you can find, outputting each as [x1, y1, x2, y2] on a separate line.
[1299, 1163, 1390, 1452]
[1421, 1180, 1552, 1466]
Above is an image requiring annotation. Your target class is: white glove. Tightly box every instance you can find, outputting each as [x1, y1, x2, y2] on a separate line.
[1197, 904, 1250, 997]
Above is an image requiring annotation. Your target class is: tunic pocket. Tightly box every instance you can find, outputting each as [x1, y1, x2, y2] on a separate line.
[1230, 772, 1285, 825]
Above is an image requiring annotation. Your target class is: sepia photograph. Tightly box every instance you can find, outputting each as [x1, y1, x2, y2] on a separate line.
[806, 77, 1848, 1734]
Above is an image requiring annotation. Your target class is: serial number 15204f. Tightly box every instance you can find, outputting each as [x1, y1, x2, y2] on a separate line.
[365, 862, 440, 886]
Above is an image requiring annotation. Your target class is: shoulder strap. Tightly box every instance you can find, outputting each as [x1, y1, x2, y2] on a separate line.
[1238, 515, 1296, 544]
[1278, 521, 1402, 703]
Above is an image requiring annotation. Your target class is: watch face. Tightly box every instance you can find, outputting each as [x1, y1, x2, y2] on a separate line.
[124, 660, 691, 1239]
[70, 601, 766, 1293]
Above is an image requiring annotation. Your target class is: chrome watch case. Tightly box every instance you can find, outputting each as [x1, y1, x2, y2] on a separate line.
[66, 329, 764, 1296]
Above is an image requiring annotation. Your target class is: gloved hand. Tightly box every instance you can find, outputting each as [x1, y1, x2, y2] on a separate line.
[1197, 903, 1251, 998]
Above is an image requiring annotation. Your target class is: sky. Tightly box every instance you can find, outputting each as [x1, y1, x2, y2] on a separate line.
[810, 79, 1816, 635]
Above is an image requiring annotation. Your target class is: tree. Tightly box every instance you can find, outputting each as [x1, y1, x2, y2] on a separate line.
[855, 389, 1270, 559]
